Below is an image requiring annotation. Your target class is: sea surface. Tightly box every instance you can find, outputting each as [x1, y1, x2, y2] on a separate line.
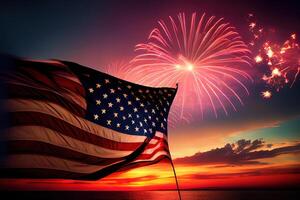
[2, 190, 299, 200]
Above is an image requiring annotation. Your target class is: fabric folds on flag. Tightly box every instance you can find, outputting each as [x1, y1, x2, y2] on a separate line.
[0, 56, 177, 180]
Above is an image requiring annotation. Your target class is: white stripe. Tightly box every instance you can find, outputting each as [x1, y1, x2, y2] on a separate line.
[149, 139, 159, 145]
[3, 80, 87, 110]
[156, 131, 168, 140]
[1, 126, 133, 158]
[143, 135, 167, 154]
[3, 99, 147, 143]
[134, 151, 170, 163]
[143, 141, 164, 154]
[0, 154, 119, 174]
[55, 72, 82, 84]
[24, 59, 66, 67]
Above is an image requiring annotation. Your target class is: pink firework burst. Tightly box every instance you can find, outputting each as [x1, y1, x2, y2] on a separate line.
[126, 12, 252, 121]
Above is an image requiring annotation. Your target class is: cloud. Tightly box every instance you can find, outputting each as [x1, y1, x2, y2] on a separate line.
[181, 164, 300, 180]
[175, 139, 300, 165]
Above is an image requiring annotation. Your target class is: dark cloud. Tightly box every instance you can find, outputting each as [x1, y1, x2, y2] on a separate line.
[175, 139, 300, 165]
[181, 164, 300, 180]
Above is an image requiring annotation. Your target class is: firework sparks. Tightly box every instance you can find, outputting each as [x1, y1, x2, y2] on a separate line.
[255, 34, 300, 92]
[104, 60, 131, 79]
[261, 90, 272, 99]
[126, 12, 252, 122]
[248, 14, 300, 98]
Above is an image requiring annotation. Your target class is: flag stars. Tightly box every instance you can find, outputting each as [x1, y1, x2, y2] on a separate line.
[107, 120, 112, 125]
[125, 125, 129, 130]
[116, 98, 121, 103]
[122, 116, 126, 120]
[110, 89, 115, 93]
[103, 94, 108, 99]
[128, 101, 132, 105]
[128, 114, 132, 118]
[96, 100, 101, 105]
[140, 103, 144, 107]
[114, 113, 118, 118]
[96, 83, 101, 88]
[133, 107, 138, 112]
[117, 123, 121, 128]
[101, 109, 106, 114]
[94, 114, 99, 120]
[88, 88, 94, 93]
[105, 79, 110, 84]
[120, 106, 124, 111]
[139, 122, 143, 127]
[123, 94, 128, 98]
[127, 85, 132, 89]
[144, 129, 147, 133]
[135, 127, 139, 132]
[108, 102, 113, 107]
[131, 120, 135, 124]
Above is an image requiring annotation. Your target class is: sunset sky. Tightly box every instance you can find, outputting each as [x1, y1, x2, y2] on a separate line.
[0, 0, 300, 190]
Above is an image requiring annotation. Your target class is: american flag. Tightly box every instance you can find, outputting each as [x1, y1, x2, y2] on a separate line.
[0, 57, 177, 180]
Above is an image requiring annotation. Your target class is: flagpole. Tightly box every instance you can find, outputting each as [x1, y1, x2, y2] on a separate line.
[169, 157, 182, 200]
[168, 83, 181, 200]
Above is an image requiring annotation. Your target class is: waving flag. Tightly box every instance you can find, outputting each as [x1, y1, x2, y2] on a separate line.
[0, 57, 177, 180]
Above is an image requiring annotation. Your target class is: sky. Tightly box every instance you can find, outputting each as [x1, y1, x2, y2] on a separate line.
[0, 0, 300, 190]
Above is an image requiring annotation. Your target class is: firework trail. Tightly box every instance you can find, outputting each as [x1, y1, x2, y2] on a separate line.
[104, 60, 131, 80]
[124, 12, 252, 122]
[248, 14, 300, 97]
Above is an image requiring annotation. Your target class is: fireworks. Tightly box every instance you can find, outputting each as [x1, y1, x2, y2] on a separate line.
[248, 14, 300, 98]
[261, 90, 272, 99]
[255, 34, 300, 92]
[126, 12, 252, 121]
[104, 60, 131, 80]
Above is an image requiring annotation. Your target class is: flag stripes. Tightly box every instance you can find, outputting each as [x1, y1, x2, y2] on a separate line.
[0, 58, 176, 180]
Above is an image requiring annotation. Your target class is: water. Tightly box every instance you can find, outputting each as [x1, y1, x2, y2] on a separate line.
[1, 190, 299, 200]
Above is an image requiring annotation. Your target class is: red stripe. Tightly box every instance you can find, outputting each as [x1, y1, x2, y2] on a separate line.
[4, 140, 123, 165]
[52, 75, 85, 97]
[9, 112, 144, 151]
[137, 147, 169, 160]
[5, 83, 86, 117]
[18, 66, 59, 89]
[4, 59, 85, 98]
[118, 155, 169, 172]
